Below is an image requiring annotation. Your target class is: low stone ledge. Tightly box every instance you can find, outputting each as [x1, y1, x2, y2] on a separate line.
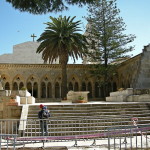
[127, 94, 150, 102]
[110, 88, 133, 97]
[67, 91, 89, 103]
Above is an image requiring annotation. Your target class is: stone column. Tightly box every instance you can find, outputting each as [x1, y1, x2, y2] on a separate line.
[59, 83, 61, 98]
[10, 83, 13, 91]
[38, 83, 41, 99]
[0, 75, 4, 90]
[52, 84, 55, 98]
[46, 83, 47, 98]
[31, 84, 33, 96]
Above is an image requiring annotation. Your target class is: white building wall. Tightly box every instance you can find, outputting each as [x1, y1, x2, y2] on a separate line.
[0, 41, 59, 64]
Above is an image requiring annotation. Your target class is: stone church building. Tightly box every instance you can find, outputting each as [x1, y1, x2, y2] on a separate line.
[0, 41, 150, 102]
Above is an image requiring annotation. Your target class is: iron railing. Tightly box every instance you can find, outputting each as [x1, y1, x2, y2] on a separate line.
[0, 116, 149, 149]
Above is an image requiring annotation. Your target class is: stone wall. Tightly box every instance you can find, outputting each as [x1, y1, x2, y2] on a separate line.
[106, 88, 150, 102]
[0, 41, 59, 64]
[0, 96, 22, 119]
[0, 64, 96, 100]
[134, 45, 150, 88]
[116, 54, 141, 89]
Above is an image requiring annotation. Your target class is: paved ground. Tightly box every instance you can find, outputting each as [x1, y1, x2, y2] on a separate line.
[1, 136, 150, 150]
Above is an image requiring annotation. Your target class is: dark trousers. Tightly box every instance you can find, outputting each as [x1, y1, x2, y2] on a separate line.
[40, 120, 48, 136]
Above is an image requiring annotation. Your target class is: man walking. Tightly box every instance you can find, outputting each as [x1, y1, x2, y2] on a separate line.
[38, 104, 50, 136]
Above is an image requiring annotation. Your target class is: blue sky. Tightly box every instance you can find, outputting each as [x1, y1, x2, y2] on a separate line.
[0, 0, 150, 63]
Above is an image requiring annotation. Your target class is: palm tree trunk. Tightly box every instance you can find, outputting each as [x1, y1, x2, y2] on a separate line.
[60, 54, 68, 99]
[61, 62, 67, 99]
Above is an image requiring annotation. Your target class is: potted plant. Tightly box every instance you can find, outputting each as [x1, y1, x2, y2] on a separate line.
[21, 87, 27, 91]
[76, 96, 87, 103]
[19, 87, 31, 97]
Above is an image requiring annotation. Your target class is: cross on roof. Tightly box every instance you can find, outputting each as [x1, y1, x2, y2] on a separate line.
[31, 34, 37, 42]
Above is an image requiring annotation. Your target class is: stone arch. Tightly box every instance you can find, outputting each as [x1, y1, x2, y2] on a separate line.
[68, 82, 73, 91]
[19, 82, 24, 89]
[5, 82, 10, 90]
[1, 74, 11, 90]
[27, 82, 32, 95]
[27, 74, 39, 96]
[41, 74, 51, 83]
[41, 75, 52, 99]
[68, 74, 80, 91]
[68, 74, 80, 83]
[47, 82, 52, 98]
[12, 74, 25, 90]
[13, 82, 18, 90]
[74, 82, 79, 91]
[54, 75, 62, 98]
[81, 82, 86, 91]
[27, 74, 39, 83]
[55, 82, 60, 98]
[33, 82, 38, 98]
[80, 74, 93, 92]
[54, 74, 62, 84]
[41, 82, 46, 98]
[1, 74, 11, 82]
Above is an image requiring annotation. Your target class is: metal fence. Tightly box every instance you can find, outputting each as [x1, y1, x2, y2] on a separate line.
[0, 134, 17, 150]
[0, 116, 150, 149]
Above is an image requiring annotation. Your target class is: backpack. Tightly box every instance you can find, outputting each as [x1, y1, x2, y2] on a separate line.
[42, 109, 50, 119]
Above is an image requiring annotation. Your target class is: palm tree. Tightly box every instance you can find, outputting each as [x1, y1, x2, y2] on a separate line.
[37, 16, 87, 99]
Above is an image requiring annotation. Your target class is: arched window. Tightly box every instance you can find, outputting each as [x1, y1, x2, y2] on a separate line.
[55, 82, 60, 98]
[13, 82, 18, 90]
[19, 82, 24, 90]
[33, 82, 38, 98]
[74, 82, 79, 91]
[68, 82, 73, 91]
[47, 82, 52, 98]
[27, 82, 32, 95]
[5, 82, 10, 90]
[41, 82, 46, 98]
[81, 82, 86, 91]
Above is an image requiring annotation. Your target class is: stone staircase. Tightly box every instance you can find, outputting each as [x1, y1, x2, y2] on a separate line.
[24, 102, 150, 137]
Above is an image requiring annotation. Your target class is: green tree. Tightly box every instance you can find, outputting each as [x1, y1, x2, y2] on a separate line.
[85, 0, 136, 97]
[37, 16, 87, 99]
[6, 0, 94, 14]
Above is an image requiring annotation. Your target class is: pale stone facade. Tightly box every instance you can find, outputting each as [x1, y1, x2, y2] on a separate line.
[0, 41, 59, 64]
[0, 64, 96, 102]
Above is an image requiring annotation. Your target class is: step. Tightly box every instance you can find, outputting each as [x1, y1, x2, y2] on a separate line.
[25, 103, 150, 137]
